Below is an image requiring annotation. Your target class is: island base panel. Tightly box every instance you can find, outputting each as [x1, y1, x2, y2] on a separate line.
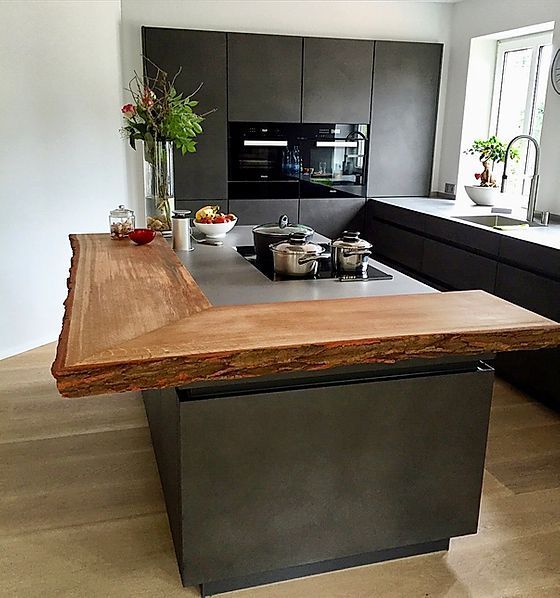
[199, 539, 450, 597]
[143, 358, 493, 593]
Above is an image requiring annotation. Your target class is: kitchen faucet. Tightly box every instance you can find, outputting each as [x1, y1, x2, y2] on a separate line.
[500, 135, 540, 223]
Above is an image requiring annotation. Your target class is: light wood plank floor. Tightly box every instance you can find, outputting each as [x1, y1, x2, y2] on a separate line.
[1, 344, 559, 597]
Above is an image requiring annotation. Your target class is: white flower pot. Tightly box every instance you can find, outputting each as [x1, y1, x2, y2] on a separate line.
[464, 185, 500, 206]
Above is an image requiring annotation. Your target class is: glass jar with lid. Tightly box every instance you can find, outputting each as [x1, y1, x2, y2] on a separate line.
[109, 205, 135, 239]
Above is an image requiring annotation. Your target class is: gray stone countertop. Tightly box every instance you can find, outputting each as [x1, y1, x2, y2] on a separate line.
[372, 197, 560, 251]
[176, 226, 435, 307]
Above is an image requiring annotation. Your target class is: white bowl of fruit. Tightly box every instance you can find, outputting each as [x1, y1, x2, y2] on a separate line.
[192, 206, 237, 239]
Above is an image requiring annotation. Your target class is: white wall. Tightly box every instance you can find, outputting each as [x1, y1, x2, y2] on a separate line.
[0, 1, 127, 359]
[439, 0, 560, 209]
[7, 0, 560, 360]
[120, 0, 453, 216]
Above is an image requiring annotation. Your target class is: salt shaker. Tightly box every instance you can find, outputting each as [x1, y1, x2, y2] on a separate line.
[109, 205, 135, 239]
[172, 210, 193, 251]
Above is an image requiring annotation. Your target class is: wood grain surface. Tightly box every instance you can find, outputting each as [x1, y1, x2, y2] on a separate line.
[52, 234, 560, 397]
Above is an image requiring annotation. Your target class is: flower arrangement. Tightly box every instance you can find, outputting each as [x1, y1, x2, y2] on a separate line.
[121, 61, 213, 154]
[464, 136, 519, 188]
[120, 61, 215, 231]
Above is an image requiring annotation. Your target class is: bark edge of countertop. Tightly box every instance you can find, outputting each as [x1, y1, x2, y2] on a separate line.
[52, 233, 560, 397]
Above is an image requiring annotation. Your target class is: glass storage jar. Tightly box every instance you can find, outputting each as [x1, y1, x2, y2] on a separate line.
[109, 205, 135, 239]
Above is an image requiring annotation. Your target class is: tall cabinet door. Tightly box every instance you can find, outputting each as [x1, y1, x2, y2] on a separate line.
[302, 37, 374, 123]
[368, 41, 442, 197]
[142, 27, 227, 200]
[228, 33, 303, 122]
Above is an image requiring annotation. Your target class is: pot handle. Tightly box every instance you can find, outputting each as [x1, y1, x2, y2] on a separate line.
[278, 214, 289, 229]
[342, 249, 372, 258]
[298, 254, 330, 265]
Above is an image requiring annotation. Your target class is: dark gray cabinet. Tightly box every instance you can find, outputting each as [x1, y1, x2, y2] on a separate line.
[422, 239, 497, 292]
[424, 215, 500, 258]
[368, 42, 442, 197]
[370, 220, 424, 273]
[142, 27, 228, 200]
[299, 198, 366, 239]
[499, 237, 560, 279]
[228, 34, 303, 122]
[302, 37, 374, 123]
[146, 360, 493, 588]
[175, 199, 229, 217]
[494, 263, 560, 321]
[229, 199, 299, 226]
[494, 263, 560, 409]
[366, 199, 560, 408]
[370, 201, 427, 233]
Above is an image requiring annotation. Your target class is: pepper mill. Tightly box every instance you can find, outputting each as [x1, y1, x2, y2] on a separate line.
[172, 210, 194, 251]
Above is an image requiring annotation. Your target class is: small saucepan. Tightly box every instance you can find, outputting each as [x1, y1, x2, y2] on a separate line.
[331, 231, 372, 276]
[270, 233, 329, 277]
[253, 215, 314, 272]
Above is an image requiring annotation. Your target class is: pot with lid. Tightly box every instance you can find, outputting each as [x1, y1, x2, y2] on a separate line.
[253, 214, 314, 272]
[331, 231, 372, 276]
[270, 233, 329, 277]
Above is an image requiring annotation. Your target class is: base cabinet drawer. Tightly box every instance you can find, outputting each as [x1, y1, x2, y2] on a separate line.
[423, 215, 500, 258]
[370, 220, 424, 273]
[499, 237, 560, 279]
[494, 263, 560, 321]
[422, 238, 497, 292]
[370, 201, 427, 232]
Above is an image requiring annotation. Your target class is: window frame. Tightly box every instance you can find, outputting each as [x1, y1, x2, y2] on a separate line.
[489, 30, 553, 199]
[489, 31, 553, 138]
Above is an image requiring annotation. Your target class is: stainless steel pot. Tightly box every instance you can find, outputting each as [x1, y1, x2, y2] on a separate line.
[253, 215, 314, 272]
[331, 231, 372, 275]
[270, 233, 328, 277]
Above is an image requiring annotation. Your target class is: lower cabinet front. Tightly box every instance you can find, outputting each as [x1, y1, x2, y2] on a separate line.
[300, 197, 366, 239]
[144, 359, 493, 595]
[228, 198, 299, 226]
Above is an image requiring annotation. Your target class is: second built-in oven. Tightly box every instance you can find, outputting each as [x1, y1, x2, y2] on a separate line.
[297, 124, 369, 199]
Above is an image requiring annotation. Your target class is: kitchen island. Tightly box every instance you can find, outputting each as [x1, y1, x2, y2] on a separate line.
[52, 227, 560, 596]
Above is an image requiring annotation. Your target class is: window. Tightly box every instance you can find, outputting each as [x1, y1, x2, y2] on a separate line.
[490, 31, 553, 201]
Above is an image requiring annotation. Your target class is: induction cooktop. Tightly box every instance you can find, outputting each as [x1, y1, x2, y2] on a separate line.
[235, 244, 393, 282]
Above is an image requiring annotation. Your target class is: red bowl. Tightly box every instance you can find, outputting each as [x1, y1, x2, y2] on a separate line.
[129, 228, 156, 245]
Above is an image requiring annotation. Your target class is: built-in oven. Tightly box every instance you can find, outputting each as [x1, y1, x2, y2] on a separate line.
[297, 124, 369, 199]
[228, 123, 299, 199]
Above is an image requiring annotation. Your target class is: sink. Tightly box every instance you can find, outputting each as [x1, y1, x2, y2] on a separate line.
[454, 215, 536, 229]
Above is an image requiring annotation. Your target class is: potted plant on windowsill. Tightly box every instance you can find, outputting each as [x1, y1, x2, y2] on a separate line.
[120, 61, 215, 233]
[463, 136, 519, 206]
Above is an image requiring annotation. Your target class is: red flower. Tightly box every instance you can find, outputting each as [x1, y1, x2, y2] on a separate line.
[474, 172, 482, 180]
[121, 103, 136, 118]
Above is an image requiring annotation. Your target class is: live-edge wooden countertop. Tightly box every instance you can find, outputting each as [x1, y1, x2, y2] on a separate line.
[52, 234, 560, 397]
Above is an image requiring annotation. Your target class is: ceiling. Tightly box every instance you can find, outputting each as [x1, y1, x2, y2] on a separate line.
[364, 0, 464, 3]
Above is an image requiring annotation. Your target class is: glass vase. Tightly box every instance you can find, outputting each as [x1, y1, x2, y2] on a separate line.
[143, 139, 175, 234]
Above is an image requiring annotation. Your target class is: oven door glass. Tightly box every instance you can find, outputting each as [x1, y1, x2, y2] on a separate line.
[229, 123, 298, 182]
[298, 124, 369, 198]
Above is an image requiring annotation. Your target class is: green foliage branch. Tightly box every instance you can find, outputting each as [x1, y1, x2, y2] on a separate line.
[464, 136, 520, 165]
[121, 58, 215, 157]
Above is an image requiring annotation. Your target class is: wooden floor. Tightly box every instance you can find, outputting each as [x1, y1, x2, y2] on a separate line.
[1, 344, 559, 597]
